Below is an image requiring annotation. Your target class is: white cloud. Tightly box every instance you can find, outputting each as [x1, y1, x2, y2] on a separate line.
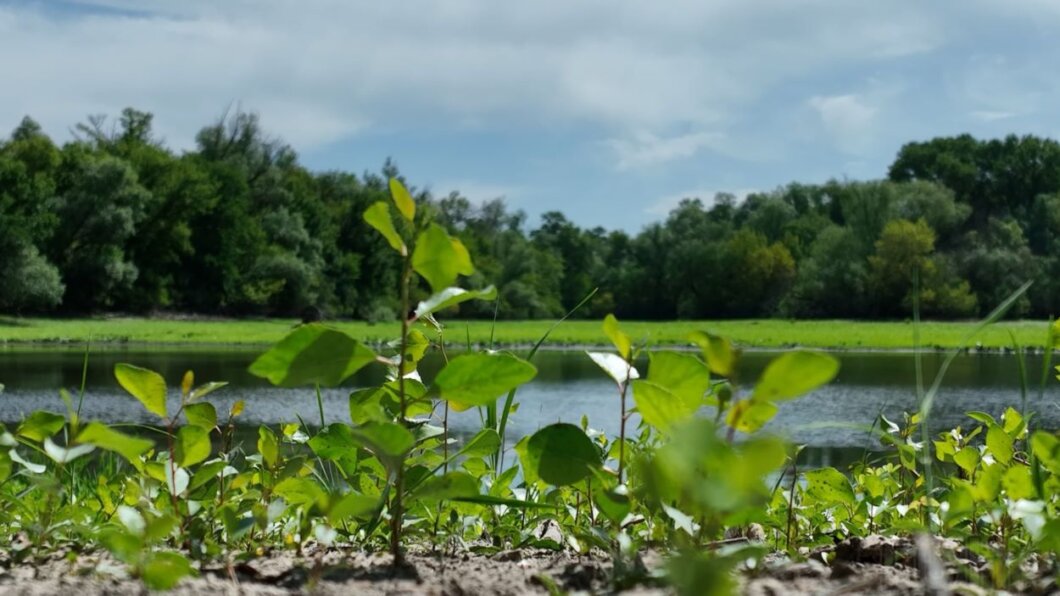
[0, 1, 950, 153]
[808, 94, 878, 154]
[606, 131, 726, 170]
[971, 110, 1016, 122]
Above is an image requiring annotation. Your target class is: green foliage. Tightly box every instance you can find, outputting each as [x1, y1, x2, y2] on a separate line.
[432, 352, 537, 407]
[247, 324, 376, 387]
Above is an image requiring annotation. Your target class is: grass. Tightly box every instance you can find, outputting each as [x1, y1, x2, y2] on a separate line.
[0, 316, 1052, 350]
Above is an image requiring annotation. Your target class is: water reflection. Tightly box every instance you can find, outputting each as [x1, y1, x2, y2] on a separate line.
[1, 346, 1057, 453]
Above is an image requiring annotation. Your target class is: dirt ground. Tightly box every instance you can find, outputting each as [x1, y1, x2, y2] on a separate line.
[0, 535, 1053, 595]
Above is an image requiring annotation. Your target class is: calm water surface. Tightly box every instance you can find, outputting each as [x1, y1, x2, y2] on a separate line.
[1, 346, 1057, 465]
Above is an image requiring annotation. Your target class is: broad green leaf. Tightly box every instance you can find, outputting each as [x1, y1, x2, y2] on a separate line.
[349, 422, 415, 461]
[413, 286, 497, 320]
[274, 477, 326, 507]
[189, 461, 230, 492]
[954, 446, 979, 475]
[451, 237, 474, 275]
[725, 399, 778, 433]
[409, 471, 479, 502]
[308, 424, 358, 459]
[329, 492, 378, 522]
[688, 331, 737, 377]
[967, 411, 996, 426]
[364, 201, 407, 255]
[602, 314, 631, 360]
[803, 467, 855, 505]
[648, 351, 710, 405]
[388, 177, 416, 222]
[78, 422, 153, 471]
[751, 351, 839, 402]
[258, 426, 279, 468]
[1031, 431, 1060, 475]
[349, 388, 390, 425]
[1002, 466, 1035, 500]
[632, 380, 697, 432]
[457, 428, 501, 458]
[17, 410, 65, 441]
[593, 480, 631, 525]
[412, 223, 461, 293]
[971, 464, 1003, 503]
[248, 324, 376, 387]
[434, 352, 537, 407]
[115, 363, 168, 418]
[0, 450, 10, 483]
[986, 425, 1014, 466]
[1002, 406, 1024, 436]
[184, 403, 217, 429]
[189, 382, 227, 403]
[142, 551, 194, 590]
[43, 438, 95, 463]
[175, 426, 211, 467]
[587, 351, 639, 386]
[523, 423, 600, 487]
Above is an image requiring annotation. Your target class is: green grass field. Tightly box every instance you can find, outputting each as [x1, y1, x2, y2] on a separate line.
[0, 316, 1053, 350]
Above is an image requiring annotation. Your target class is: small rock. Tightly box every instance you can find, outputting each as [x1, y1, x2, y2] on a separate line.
[491, 550, 523, 562]
[772, 560, 828, 580]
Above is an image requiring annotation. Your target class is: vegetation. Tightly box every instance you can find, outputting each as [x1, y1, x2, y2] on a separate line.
[4, 110, 1060, 321]
[1, 179, 1059, 594]
[1, 317, 1057, 350]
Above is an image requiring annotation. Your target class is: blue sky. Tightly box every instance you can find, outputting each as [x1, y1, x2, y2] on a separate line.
[3, 1, 1060, 231]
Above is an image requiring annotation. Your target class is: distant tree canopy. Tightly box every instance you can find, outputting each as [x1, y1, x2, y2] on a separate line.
[2, 109, 1059, 320]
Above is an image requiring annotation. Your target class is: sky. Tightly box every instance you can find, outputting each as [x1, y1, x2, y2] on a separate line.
[3, 1, 1060, 231]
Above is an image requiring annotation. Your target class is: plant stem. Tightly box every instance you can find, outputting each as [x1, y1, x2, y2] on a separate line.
[617, 365, 631, 484]
[390, 253, 413, 564]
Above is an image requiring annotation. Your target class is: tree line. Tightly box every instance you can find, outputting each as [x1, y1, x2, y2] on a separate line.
[2, 108, 1060, 320]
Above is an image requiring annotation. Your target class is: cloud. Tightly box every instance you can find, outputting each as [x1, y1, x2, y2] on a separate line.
[0, 0, 950, 153]
[971, 110, 1016, 122]
[808, 94, 878, 154]
[606, 131, 726, 170]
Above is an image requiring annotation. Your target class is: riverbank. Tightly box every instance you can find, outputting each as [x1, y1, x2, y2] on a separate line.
[0, 316, 1052, 350]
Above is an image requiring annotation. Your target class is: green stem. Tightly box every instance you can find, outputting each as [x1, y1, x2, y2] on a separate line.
[390, 252, 413, 564]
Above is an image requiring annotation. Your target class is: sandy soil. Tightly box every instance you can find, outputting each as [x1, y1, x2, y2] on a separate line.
[0, 535, 1053, 595]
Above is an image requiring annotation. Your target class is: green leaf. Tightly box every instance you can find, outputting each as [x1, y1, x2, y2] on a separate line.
[688, 331, 737, 377]
[458, 429, 501, 459]
[647, 351, 710, 406]
[328, 492, 379, 523]
[593, 479, 631, 525]
[274, 477, 326, 507]
[364, 201, 407, 255]
[409, 471, 479, 502]
[389, 177, 416, 222]
[258, 426, 279, 468]
[308, 424, 358, 459]
[248, 324, 376, 387]
[189, 382, 227, 403]
[114, 363, 168, 418]
[602, 314, 631, 360]
[412, 223, 462, 293]
[1031, 431, 1060, 474]
[967, 411, 996, 426]
[77, 422, 153, 471]
[434, 352, 537, 407]
[751, 351, 839, 402]
[175, 426, 211, 467]
[184, 403, 217, 429]
[725, 399, 778, 433]
[349, 422, 415, 462]
[986, 424, 1014, 466]
[349, 388, 390, 425]
[451, 237, 474, 275]
[632, 380, 697, 432]
[413, 285, 497, 320]
[1002, 465, 1035, 500]
[523, 423, 600, 487]
[142, 551, 194, 590]
[16, 410, 65, 441]
[954, 446, 980, 475]
[1002, 406, 1024, 436]
[450, 494, 558, 509]
[803, 467, 855, 505]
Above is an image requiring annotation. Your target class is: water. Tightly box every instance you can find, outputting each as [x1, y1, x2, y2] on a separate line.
[1, 346, 1057, 463]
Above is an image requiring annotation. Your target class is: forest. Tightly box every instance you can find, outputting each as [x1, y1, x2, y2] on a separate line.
[3, 107, 1060, 321]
